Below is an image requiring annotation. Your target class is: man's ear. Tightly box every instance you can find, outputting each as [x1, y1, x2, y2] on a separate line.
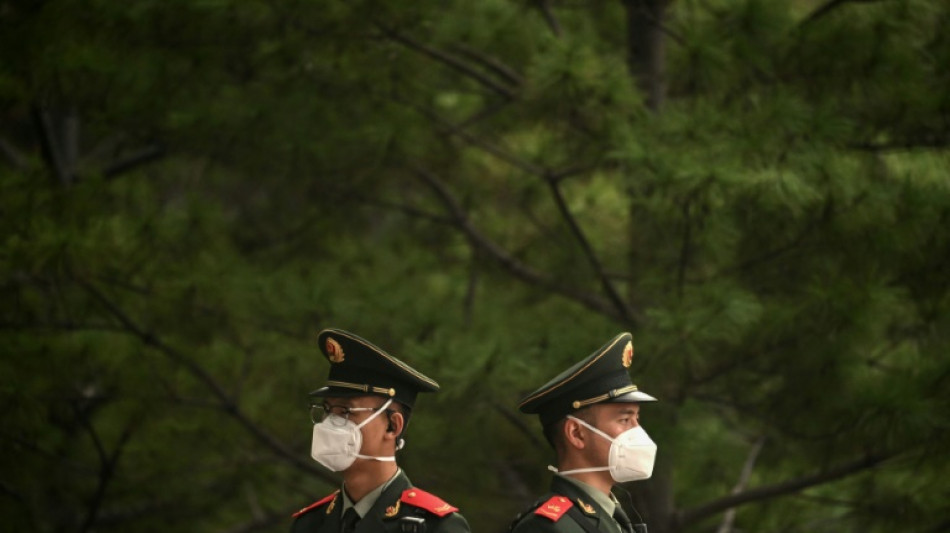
[385, 411, 405, 438]
[563, 418, 587, 450]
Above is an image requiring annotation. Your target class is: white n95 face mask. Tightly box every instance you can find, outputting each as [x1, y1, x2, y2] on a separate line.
[553, 415, 657, 483]
[311, 398, 398, 471]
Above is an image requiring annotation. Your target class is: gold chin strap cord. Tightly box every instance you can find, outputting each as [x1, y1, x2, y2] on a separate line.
[326, 380, 396, 397]
[571, 385, 639, 409]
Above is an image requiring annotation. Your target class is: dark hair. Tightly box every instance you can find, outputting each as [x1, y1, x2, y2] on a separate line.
[542, 406, 594, 454]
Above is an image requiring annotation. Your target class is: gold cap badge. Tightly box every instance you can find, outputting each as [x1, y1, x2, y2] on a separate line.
[326, 337, 344, 363]
[622, 340, 633, 368]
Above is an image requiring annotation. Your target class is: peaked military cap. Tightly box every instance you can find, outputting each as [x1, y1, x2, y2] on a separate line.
[519, 332, 656, 427]
[310, 328, 439, 409]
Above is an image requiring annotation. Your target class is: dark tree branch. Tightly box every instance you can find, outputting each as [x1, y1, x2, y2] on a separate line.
[848, 137, 950, 153]
[717, 437, 765, 533]
[448, 43, 524, 87]
[454, 99, 514, 130]
[103, 145, 166, 179]
[533, 0, 562, 37]
[679, 451, 897, 527]
[0, 137, 27, 169]
[492, 401, 543, 449]
[76, 278, 337, 485]
[463, 249, 480, 326]
[801, 0, 888, 27]
[31, 104, 73, 185]
[413, 167, 627, 322]
[351, 194, 454, 225]
[397, 97, 546, 176]
[76, 413, 135, 533]
[376, 24, 518, 99]
[545, 175, 639, 326]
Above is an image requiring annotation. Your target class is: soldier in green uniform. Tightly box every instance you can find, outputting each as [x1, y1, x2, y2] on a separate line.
[291, 328, 471, 533]
[510, 332, 658, 533]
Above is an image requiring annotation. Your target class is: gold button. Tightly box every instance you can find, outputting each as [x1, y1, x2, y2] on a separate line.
[559, 498, 566, 502]
[408, 492, 417, 498]
[388, 388, 396, 396]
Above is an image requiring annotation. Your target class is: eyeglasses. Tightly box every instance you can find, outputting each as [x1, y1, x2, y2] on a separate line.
[310, 402, 385, 426]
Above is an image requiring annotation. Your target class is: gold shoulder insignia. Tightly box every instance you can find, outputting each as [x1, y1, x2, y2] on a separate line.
[577, 498, 596, 515]
[326, 495, 336, 515]
[385, 500, 401, 518]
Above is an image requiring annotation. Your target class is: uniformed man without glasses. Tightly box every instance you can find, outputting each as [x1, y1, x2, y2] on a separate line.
[291, 328, 471, 533]
[509, 332, 658, 533]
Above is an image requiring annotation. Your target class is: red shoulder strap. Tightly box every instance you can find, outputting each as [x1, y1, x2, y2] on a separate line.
[534, 495, 573, 522]
[292, 490, 339, 518]
[400, 488, 458, 517]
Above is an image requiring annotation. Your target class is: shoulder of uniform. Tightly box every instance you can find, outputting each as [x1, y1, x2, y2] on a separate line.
[400, 488, 459, 517]
[292, 490, 339, 518]
[533, 495, 574, 522]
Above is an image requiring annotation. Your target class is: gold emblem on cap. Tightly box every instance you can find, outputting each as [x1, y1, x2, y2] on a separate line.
[384, 500, 400, 518]
[622, 341, 634, 368]
[326, 337, 344, 363]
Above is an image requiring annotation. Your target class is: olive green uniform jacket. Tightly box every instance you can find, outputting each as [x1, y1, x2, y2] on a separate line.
[290, 471, 470, 533]
[509, 476, 630, 533]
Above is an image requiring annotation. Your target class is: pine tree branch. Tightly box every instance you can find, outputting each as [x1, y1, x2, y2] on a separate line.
[376, 24, 518, 100]
[545, 175, 639, 326]
[76, 278, 337, 485]
[0, 136, 27, 169]
[848, 137, 950, 152]
[678, 451, 897, 527]
[31, 104, 73, 185]
[397, 96, 546, 177]
[532, 0, 562, 38]
[413, 167, 627, 322]
[801, 0, 888, 27]
[76, 417, 135, 533]
[492, 401, 544, 449]
[448, 43, 524, 87]
[716, 437, 765, 533]
[103, 144, 166, 179]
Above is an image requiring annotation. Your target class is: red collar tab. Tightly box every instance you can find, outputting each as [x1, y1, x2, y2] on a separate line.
[292, 490, 339, 518]
[400, 488, 458, 517]
[534, 496, 573, 522]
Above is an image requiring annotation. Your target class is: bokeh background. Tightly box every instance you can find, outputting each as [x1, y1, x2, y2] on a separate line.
[2, 1, 949, 532]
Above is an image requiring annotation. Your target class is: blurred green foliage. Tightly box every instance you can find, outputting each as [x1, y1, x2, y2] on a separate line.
[2, 1, 949, 532]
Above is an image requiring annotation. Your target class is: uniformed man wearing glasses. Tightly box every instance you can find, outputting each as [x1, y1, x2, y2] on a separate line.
[291, 329, 471, 533]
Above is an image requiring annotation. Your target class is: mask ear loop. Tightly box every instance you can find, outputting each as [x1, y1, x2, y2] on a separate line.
[550, 416, 615, 476]
[354, 399, 401, 462]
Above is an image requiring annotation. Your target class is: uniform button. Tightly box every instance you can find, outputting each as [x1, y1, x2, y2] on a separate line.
[559, 498, 567, 502]
[409, 492, 417, 498]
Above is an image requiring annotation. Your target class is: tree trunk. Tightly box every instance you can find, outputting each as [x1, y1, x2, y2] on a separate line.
[621, 0, 668, 112]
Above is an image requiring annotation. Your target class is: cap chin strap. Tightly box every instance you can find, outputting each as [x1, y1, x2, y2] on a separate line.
[354, 398, 402, 463]
[549, 415, 615, 476]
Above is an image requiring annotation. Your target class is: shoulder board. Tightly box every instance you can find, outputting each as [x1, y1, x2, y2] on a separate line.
[292, 490, 339, 518]
[534, 496, 573, 522]
[400, 488, 458, 517]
